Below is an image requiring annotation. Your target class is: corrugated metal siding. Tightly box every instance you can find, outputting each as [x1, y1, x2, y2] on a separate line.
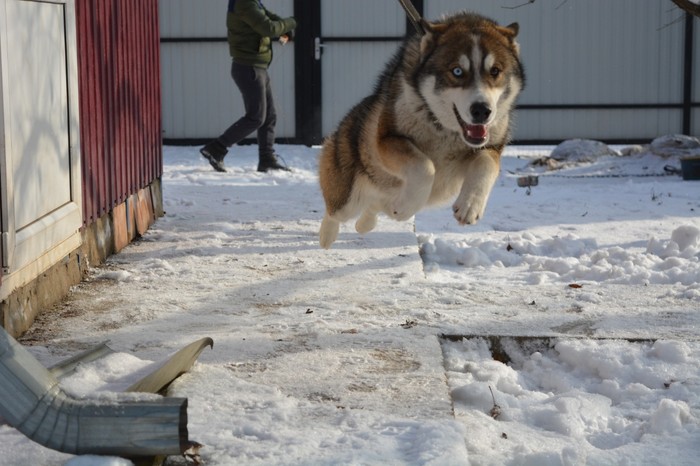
[160, 42, 296, 140]
[76, 0, 162, 225]
[321, 0, 405, 37]
[319, 1, 406, 136]
[321, 42, 400, 136]
[159, 0, 227, 38]
[159, 0, 296, 140]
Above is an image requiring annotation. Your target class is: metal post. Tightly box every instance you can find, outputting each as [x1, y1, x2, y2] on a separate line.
[682, 12, 695, 135]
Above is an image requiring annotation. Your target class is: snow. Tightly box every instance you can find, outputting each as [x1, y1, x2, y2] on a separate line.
[443, 337, 700, 465]
[2, 140, 700, 465]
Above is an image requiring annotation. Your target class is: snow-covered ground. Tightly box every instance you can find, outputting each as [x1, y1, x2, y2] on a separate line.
[2, 139, 700, 465]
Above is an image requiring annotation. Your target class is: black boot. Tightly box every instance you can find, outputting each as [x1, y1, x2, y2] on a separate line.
[257, 154, 291, 173]
[200, 140, 228, 172]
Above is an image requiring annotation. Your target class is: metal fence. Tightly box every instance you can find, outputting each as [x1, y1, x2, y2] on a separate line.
[159, 0, 698, 145]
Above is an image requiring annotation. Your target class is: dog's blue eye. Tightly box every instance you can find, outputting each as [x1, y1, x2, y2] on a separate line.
[452, 67, 463, 77]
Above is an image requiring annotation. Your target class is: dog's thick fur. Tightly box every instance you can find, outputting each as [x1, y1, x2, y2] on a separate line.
[318, 12, 524, 249]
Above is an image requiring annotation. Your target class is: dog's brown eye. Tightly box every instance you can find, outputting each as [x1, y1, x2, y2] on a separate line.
[490, 67, 501, 78]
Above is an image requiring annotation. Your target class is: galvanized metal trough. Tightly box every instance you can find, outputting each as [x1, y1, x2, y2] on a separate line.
[0, 325, 211, 458]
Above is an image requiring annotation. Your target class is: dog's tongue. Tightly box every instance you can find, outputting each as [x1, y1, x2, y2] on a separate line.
[467, 124, 487, 140]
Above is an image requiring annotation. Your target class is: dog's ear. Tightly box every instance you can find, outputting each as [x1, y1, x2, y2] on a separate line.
[497, 22, 520, 55]
[419, 20, 447, 55]
[496, 22, 519, 40]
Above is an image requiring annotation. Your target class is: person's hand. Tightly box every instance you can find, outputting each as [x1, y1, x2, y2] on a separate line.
[279, 29, 294, 45]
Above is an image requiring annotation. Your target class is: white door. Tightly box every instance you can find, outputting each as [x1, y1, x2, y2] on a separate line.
[0, 0, 82, 278]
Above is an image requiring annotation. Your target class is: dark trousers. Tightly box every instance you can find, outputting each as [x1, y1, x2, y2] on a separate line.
[218, 61, 277, 160]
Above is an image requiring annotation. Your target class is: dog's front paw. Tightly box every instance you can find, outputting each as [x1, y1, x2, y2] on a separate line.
[452, 194, 487, 225]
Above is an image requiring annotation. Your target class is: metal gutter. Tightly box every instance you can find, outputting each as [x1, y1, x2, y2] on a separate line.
[0, 325, 191, 457]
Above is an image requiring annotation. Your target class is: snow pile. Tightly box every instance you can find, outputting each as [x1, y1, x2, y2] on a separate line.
[649, 134, 700, 158]
[647, 224, 700, 258]
[550, 139, 619, 163]
[65, 457, 133, 466]
[443, 337, 700, 465]
[58, 352, 157, 397]
[420, 225, 700, 291]
[520, 135, 700, 178]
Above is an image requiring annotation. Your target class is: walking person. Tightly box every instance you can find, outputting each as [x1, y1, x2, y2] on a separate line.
[200, 0, 297, 173]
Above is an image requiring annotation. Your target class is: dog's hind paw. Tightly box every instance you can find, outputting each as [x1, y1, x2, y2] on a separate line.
[319, 215, 340, 249]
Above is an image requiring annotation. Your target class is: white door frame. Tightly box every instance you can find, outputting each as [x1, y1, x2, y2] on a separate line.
[0, 0, 82, 294]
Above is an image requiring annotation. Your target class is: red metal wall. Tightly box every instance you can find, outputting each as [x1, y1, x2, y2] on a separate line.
[0, 184, 2, 284]
[76, 0, 162, 225]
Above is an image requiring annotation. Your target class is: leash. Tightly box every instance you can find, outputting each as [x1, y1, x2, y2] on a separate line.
[513, 167, 680, 195]
[397, 0, 426, 35]
[511, 165, 681, 180]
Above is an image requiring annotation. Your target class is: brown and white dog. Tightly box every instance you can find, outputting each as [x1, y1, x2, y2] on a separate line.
[318, 12, 524, 249]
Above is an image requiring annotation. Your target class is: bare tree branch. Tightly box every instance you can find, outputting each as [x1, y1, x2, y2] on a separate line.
[670, 0, 700, 18]
[502, 0, 535, 10]
[503, 0, 700, 17]
[658, 13, 687, 31]
[555, 0, 570, 10]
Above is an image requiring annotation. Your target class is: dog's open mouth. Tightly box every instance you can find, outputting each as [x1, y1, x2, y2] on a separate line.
[453, 105, 488, 146]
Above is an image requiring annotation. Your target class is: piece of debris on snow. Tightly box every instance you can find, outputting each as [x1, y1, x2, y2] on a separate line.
[183, 441, 204, 465]
[401, 319, 418, 329]
[489, 386, 502, 419]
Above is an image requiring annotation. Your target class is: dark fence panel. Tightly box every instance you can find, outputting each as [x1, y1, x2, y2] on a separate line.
[76, 0, 162, 225]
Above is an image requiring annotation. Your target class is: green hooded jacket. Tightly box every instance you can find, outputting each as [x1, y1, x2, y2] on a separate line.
[227, 0, 297, 69]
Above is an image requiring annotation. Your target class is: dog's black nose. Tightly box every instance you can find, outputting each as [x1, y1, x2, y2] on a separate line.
[470, 102, 491, 124]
